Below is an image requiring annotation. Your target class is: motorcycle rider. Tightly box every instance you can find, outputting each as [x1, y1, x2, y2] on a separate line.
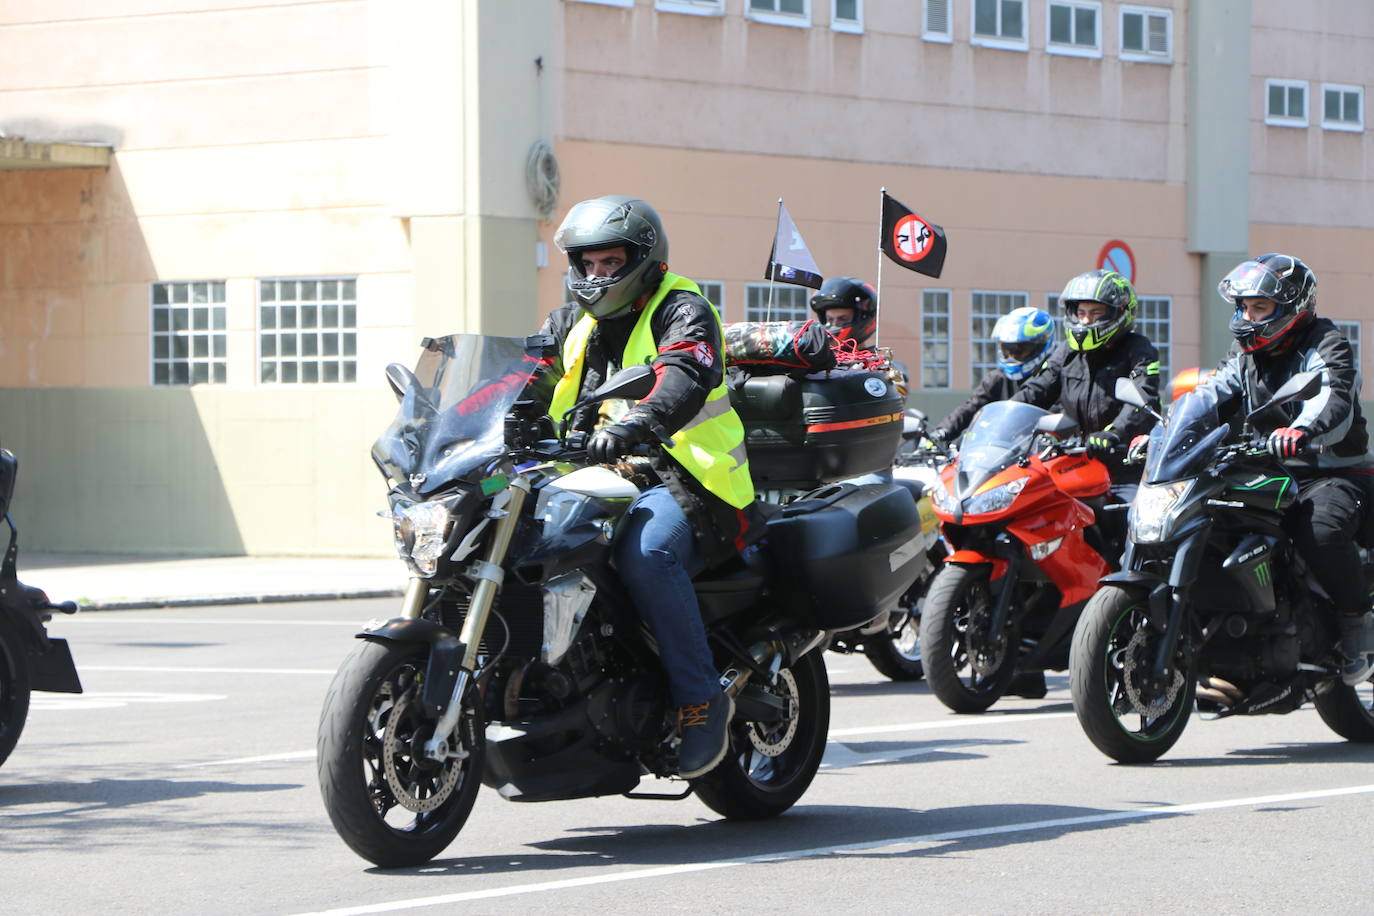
[524, 195, 757, 778]
[810, 276, 877, 347]
[1189, 253, 1374, 685]
[930, 306, 1056, 445]
[1009, 270, 1161, 698]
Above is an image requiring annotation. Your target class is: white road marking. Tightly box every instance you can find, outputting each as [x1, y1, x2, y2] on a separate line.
[292, 783, 1374, 915]
[83, 665, 335, 675]
[176, 750, 318, 769]
[828, 711, 1076, 738]
[67, 618, 363, 626]
[30, 691, 225, 711]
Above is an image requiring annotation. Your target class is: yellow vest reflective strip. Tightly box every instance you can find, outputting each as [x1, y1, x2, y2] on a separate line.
[549, 273, 754, 509]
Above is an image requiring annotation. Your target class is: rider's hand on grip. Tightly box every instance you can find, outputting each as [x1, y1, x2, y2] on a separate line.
[1085, 430, 1120, 459]
[1126, 434, 1150, 465]
[1266, 426, 1308, 458]
[587, 421, 653, 464]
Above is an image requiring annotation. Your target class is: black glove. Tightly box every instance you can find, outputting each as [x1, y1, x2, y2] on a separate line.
[587, 422, 652, 464]
[928, 427, 949, 445]
[1085, 430, 1121, 459]
[1267, 426, 1308, 458]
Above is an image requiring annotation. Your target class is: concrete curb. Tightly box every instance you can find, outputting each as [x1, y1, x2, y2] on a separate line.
[75, 587, 405, 612]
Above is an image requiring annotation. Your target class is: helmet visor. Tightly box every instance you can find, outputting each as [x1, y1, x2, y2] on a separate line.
[1218, 261, 1287, 305]
[999, 341, 1041, 363]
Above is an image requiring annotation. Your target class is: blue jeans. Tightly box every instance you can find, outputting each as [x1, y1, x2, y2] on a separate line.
[613, 485, 719, 707]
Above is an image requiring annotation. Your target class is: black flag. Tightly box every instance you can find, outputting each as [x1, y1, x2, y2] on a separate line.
[879, 191, 947, 278]
[764, 200, 823, 290]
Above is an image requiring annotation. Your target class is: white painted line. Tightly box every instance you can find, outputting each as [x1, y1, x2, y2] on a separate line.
[176, 750, 317, 769]
[83, 665, 336, 675]
[67, 618, 363, 626]
[292, 783, 1374, 915]
[828, 711, 1076, 738]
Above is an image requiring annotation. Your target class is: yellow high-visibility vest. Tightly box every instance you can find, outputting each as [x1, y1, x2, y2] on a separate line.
[549, 273, 753, 509]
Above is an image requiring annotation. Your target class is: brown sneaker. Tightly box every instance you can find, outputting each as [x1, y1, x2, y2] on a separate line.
[677, 691, 735, 779]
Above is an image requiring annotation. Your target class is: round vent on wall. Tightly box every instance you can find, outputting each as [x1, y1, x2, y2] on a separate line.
[526, 141, 560, 219]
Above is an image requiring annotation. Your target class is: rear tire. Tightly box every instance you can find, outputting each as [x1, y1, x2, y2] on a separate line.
[1314, 680, 1374, 742]
[0, 616, 32, 769]
[1069, 587, 1194, 763]
[920, 565, 1017, 713]
[863, 603, 924, 681]
[317, 639, 484, 867]
[694, 649, 829, 819]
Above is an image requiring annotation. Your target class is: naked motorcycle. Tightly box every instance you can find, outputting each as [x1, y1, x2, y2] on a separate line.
[317, 334, 928, 867]
[0, 448, 82, 768]
[1069, 374, 1374, 763]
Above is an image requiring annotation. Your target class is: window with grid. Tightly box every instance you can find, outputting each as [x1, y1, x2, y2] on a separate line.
[1048, 1, 1100, 57]
[971, 0, 1026, 49]
[924, 0, 951, 40]
[151, 281, 227, 386]
[745, 284, 809, 322]
[1120, 5, 1171, 62]
[1334, 321, 1362, 381]
[259, 277, 358, 384]
[832, 0, 861, 32]
[655, 0, 724, 15]
[922, 290, 951, 389]
[1136, 296, 1171, 383]
[748, 0, 809, 26]
[697, 281, 725, 317]
[1321, 84, 1364, 132]
[970, 291, 1027, 383]
[1266, 79, 1308, 127]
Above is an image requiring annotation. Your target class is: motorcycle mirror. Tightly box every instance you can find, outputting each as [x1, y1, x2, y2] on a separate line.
[560, 364, 657, 438]
[902, 408, 928, 438]
[1033, 412, 1079, 438]
[1113, 376, 1164, 423]
[1248, 370, 1322, 422]
[0, 449, 16, 520]
[385, 362, 423, 402]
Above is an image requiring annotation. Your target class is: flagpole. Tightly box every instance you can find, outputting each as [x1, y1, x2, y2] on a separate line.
[875, 188, 886, 349]
[767, 198, 782, 322]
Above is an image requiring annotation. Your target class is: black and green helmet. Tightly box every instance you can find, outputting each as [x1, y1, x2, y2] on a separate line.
[1059, 269, 1138, 351]
[554, 195, 668, 320]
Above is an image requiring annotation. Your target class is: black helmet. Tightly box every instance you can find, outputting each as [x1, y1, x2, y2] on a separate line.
[554, 195, 668, 320]
[1217, 253, 1317, 354]
[810, 277, 877, 346]
[1059, 269, 1138, 351]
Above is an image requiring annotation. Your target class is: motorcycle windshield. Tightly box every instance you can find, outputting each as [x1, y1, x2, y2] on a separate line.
[372, 334, 544, 493]
[1142, 387, 1231, 484]
[955, 400, 1048, 498]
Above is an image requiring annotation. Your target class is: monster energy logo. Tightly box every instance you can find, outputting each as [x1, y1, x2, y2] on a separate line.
[1254, 561, 1270, 587]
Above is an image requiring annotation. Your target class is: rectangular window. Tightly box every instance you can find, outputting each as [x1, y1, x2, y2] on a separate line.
[922, 290, 952, 389]
[1321, 83, 1364, 132]
[1120, 5, 1171, 62]
[1335, 321, 1362, 381]
[747, 0, 810, 27]
[655, 0, 724, 14]
[1266, 78, 1308, 127]
[970, 291, 1028, 383]
[258, 277, 358, 384]
[923, 0, 951, 41]
[151, 280, 227, 386]
[745, 284, 809, 322]
[971, 0, 1027, 50]
[1047, 1, 1100, 58]
[832, 0, 861, 33]
[1136, 296, 1171, 383]
[697, 281, 725, 318]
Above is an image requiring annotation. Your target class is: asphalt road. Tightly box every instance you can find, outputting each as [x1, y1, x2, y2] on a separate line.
[4, 597, 1373, 915]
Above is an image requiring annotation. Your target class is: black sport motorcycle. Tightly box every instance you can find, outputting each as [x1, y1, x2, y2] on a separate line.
[0, 448, 82, 768]
[1069, 373, 1374, 763]
[317, 334, 928, 867]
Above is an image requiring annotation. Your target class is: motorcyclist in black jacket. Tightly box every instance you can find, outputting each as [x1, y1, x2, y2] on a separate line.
[1188, 253, 1374, 685]
[931, 306, 1056, 445]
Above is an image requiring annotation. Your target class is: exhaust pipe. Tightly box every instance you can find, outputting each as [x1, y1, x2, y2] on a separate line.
[1196, 676, 1243, 706]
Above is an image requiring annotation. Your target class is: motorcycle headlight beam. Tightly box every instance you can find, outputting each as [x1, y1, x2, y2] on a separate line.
[391, 494, 465, 577]
[965, 477, 1028, 516]
[1128, 480, 1190, 545]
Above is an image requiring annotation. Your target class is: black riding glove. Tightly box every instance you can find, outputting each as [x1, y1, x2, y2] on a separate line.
[587, 421, 653, 464]
[1085, 430, 1120, 459]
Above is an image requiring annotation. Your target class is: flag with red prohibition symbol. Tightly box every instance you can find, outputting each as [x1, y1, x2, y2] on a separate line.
[879, 191, 947, 278]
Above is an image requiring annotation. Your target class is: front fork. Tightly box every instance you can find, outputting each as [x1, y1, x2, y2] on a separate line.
[417, 477, 531, 760]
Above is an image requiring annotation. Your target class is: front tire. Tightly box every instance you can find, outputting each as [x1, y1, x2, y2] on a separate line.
[921, 565, 1017, 713]
[1069, 587, 1194, 763]
[693, 648, 829, 819]
[0, 617, 32, 769]
[317, 639, 484, 867]
[1314, 680, 1374, 742]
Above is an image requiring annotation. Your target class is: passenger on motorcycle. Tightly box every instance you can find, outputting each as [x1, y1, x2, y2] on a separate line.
[931, 306, 1056, 445]
[524, 195, 757, 778]
[1194, 253, 1374, 685]
[810, 276, 877, 347]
